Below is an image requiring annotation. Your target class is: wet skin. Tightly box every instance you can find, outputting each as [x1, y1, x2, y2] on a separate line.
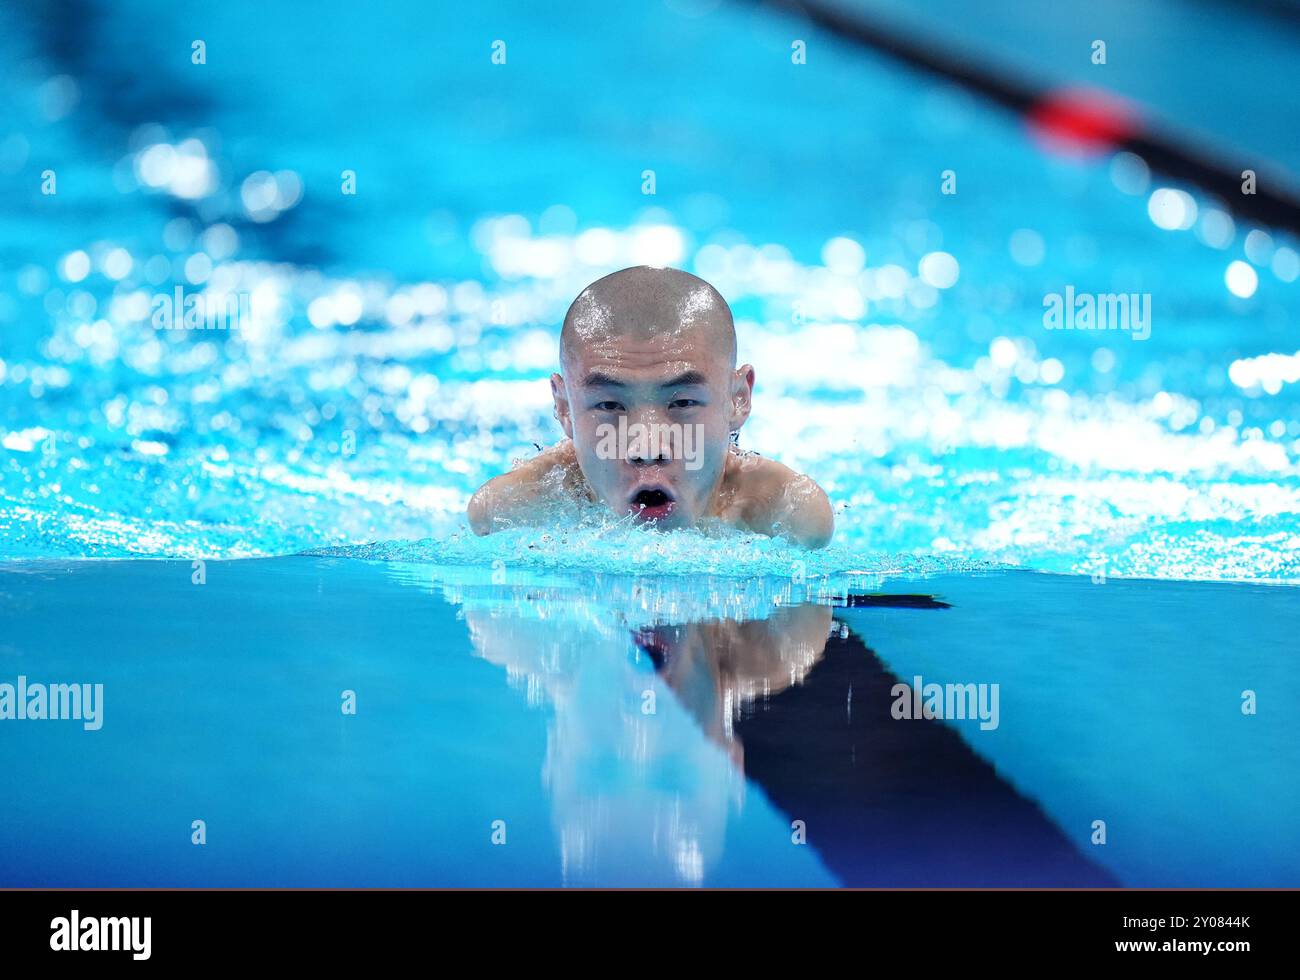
[468, 267, 833, 547]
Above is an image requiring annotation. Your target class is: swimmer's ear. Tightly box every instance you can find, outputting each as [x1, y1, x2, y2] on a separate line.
[728, 364, 755, 431]
[550, 372, 574, 439]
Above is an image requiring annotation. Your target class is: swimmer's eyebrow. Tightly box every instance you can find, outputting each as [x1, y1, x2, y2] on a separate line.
[579, 370, 709, 388]
[660, 371, 708, 388]
[579, 371, 627, 388]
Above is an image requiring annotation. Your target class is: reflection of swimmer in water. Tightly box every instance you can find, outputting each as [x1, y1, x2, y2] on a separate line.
[631, 604, 834, 769]
[450, 565, 1113, 886]
[645, 606, 1119, 887]
[452, 574, 840, 886]
[462, 602, 745, 886]
[468, 266, 833, 548]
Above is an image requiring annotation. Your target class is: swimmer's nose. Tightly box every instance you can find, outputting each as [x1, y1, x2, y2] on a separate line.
[625, 411, 673, 465]
[628, 448, 671, 465]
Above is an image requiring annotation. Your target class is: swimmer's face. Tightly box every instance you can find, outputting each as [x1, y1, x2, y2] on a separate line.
[553, 280, 753, 529]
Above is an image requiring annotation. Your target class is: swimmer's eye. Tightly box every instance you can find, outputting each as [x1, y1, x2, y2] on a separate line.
[669, 399, 702, 409]
[592, 401, 624, 412]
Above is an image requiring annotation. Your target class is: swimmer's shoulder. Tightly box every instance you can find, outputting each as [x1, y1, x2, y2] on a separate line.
[724, 451, 834, 549]
[467, 440, 584, 535]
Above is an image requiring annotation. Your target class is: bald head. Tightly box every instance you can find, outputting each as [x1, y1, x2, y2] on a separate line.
[560, 266, 735, 373]
[549, 266, 756, 526]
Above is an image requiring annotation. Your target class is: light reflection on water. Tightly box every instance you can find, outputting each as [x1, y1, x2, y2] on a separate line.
[405, 563, 1121, 886]
[399, 562, 1299, 886]
[0, 0, 1298, 583]
[0, 554, 1294, 886]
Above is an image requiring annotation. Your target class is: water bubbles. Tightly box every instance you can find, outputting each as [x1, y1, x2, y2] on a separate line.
[821, 236, 866, 275]
[1009, 229, 1045, 266]
[907, 281, 938, 309]
[537, 204, 578, 236]
[274, 171, 303, 209]
[201, 224, 239, 261]
[7, 163, 1298, 585]
[59, 250, 91, 283]
[1244, 229, 1274, 266]
[1273, 246, 1300, 283]
[241, 169, 302, 222]
[135, 138, 216, 199]
[170, 139, 217, 198]
[307, 296, 336, 328]
[102, 248, 133, 281]
[1225, 260, 1258, 298]
[111, 290, 153, 324]
[241, 171, 277, 219]
[1147, 188, 1197, 231]
[917, 251, 959, 289]
[385, 292, 416, 327]
[831, 284, 865, 319]
[1109, 152, 1150, 195]
[874, 264, 909, 299]
[629, 224, 685, 267]
[1039, 358, 1065, 385]
[332, 284, 364, 326]
[574, 228, 618, 265]
[183, 253, 212, 284]
[1228, 351, 1300, 393]
[452, 280, 486, 313]
[67, 290, 97, 319]
[412, 283, 448, 316]
[1196, 209, 1234, 249]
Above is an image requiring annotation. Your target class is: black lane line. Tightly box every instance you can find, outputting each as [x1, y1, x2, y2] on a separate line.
[761, 0, 1300, 234]
[733, 621, 1120, 887]
[832, 592, 952, 609]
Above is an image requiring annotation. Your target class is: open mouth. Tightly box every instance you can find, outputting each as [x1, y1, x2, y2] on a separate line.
[629, 486, 676, 521]
[632, 627, 677, 669]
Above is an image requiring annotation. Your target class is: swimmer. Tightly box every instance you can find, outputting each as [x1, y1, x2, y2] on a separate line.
[468, 266, 834, 548]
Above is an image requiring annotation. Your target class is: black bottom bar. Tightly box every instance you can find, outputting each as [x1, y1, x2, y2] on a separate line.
[0, 888, 1291, 965]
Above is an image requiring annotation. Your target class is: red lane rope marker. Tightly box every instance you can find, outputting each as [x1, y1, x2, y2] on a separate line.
[758, 0, 1300, 234]
[1027, 87, 1140, 157]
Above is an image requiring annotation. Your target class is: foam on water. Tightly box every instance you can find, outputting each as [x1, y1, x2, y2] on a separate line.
[316, 520, 1002, 582]
[2, 0, 1298, 583]
[3, 201, 1297, 582]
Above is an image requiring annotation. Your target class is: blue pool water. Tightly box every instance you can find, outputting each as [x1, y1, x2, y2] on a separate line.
[1, 0, 1297, 578]
[1, 557, 1295, 886]
[0, 1, 1297, 886]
